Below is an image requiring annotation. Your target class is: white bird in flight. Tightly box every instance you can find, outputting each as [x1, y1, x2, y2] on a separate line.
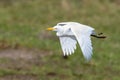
[47, 22, 106, 61]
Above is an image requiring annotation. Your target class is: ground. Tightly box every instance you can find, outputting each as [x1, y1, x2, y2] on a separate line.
[0, 48, 79, 80]
[0, 48, 41, 80]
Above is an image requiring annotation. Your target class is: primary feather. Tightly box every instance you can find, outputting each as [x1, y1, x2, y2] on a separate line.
[59, 36, 77, 56]
[70, 23, 94, 60]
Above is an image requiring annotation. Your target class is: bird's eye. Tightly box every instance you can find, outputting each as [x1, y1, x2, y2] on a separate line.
[58, 24, 66, 26]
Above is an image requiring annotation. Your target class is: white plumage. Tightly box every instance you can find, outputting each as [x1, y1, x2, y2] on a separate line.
[47, 22, 105, 61]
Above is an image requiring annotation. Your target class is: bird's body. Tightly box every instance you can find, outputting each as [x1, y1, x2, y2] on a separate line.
[47, 22, 106, 61]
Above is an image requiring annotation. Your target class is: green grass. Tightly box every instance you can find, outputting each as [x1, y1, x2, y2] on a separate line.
[0, 0, 120, 80]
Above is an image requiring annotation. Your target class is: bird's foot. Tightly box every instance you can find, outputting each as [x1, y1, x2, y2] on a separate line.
[63, 55, 68, 59]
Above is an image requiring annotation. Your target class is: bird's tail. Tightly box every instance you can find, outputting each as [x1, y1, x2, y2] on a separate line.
[91, 32, 106, 39]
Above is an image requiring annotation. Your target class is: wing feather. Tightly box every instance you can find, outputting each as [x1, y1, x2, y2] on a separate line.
[71, 26, 93, 61]
[59, 36, 77, 56]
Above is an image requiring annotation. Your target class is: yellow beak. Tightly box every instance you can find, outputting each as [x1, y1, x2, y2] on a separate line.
[46, 27, 55, 31]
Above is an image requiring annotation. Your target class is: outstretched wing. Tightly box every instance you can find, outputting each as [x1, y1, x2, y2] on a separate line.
[71, 26, 93, 61]
[59, 36, 77, 56]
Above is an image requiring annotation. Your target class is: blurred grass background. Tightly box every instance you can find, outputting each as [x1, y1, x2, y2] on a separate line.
[0, 0, 120, 80]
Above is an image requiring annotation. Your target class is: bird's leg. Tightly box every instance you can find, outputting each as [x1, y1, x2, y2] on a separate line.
[63, 55, 68, 59]
[91, 34, 106, 38]
[91, 32, 106, 39]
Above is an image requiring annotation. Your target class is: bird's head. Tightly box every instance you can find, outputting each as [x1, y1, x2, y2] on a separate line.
[47, 22, 69, 32]
[47, 22, 79, 36]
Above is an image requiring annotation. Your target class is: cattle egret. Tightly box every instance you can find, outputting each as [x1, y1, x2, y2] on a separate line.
[47, 22, 106, 61]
